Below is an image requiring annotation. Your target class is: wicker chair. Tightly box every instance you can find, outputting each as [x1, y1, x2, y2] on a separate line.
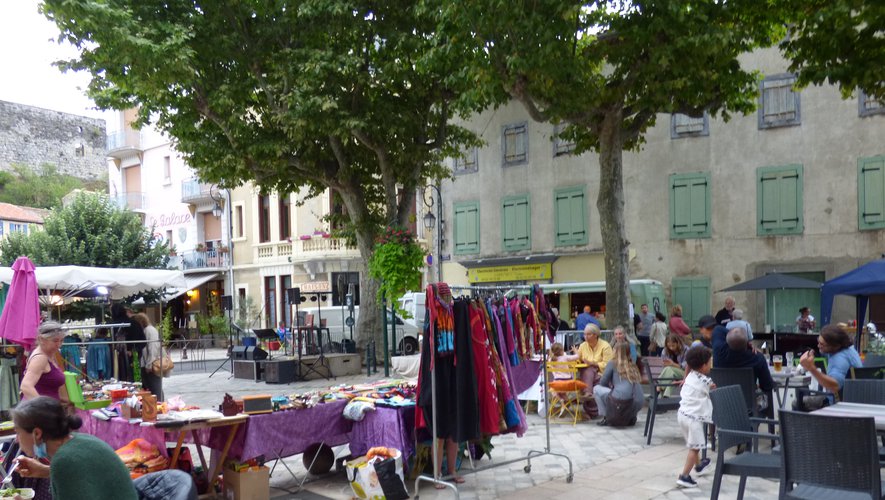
[843, 379, 885, 404]
[710, 367, 757, 416]
[851, 366, 885, 380]
[709, 386, 781, 500]
[641, 356, 682, 445]
[779, 410, 884, 499]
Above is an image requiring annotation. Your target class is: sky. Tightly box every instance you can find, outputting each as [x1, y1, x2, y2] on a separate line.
[0, 1, 115, 127]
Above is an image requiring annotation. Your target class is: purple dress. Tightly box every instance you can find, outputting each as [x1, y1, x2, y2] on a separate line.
[25, 354, 66, 399]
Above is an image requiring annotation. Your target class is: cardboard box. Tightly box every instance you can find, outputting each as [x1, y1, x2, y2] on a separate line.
[223, 466, 270, 500]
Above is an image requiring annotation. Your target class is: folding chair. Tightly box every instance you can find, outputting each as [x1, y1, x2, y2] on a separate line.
[546, 361, 587, 425]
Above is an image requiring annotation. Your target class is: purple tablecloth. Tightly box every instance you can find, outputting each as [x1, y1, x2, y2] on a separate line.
[207, 399, 353, 462]
[349, 405, 415, 462]
[76, 409, 206, 456]
[510, 359, 542, 394]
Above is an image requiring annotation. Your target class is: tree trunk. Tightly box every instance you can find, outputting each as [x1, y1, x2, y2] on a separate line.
[596, 108, 632, 334]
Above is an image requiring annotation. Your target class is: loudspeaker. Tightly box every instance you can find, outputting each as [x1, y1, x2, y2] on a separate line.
[232, 345, 249, 361]
[248, 346, 268, 361]
[286, 287, 301, 305]
[221, 295, 233, 311]
[264, 359, 298, 384]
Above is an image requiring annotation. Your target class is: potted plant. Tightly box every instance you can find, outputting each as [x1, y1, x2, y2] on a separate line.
[299, 234, 313, 241]
[217, 244, 229, 254]
[195, 243, 206, 252]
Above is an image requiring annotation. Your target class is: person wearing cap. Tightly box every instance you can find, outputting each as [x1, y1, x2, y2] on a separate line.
[695, 315, 717, 349]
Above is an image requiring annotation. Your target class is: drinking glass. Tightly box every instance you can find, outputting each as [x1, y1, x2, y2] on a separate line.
[785, 352, 794, 370]
[772, 355, 783, 372]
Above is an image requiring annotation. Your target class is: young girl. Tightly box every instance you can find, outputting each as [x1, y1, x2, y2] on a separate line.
[548, 342, 580, 415]
[676, 345, 715, 488]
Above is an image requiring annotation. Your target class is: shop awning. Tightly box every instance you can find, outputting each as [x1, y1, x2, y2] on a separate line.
[0, 265, 187, 300]
[163, 271, 221, 300]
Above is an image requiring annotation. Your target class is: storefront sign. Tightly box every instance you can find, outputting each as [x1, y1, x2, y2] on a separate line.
[300, 281, 331, 293]
[468, 263, 552, 283]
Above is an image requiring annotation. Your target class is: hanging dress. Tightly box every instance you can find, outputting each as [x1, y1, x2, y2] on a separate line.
[469, 302, 501, 435]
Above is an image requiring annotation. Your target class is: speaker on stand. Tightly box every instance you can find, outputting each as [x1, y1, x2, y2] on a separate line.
[210, 294, 236, 378]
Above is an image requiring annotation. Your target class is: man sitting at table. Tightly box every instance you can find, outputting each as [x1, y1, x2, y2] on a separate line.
[713, 326, 776, 396]
[570, 323, 613, 418]
[799, 323, 862, 394]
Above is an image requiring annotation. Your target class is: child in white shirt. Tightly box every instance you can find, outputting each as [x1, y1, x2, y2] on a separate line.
[676, 344, 715, 488]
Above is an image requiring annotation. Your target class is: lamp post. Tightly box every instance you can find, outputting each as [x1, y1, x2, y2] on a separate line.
[422, 184, 443, 283]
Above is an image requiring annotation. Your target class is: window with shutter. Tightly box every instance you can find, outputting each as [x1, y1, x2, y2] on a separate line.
[502, 122, 528, 166]
[553, 123, 576, 156]
[859, 90, 885, 117]
[859, 156, 885, 230]
[757, 165, 804, 236]
[554, 186, 588, 246]
[759, 74, 801, 128]
[453, 147, 478, 174]
[453, 201, 480, 254]
[670, 113, 709, 138]
[671, 277, 711, 330]
[501, 195, 531, 251]
[669, 173, 711, 239]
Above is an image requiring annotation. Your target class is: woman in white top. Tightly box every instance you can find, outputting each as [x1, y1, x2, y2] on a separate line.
[131, 313, 163, 400]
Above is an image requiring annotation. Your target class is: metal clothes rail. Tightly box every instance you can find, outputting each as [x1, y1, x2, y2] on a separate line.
[414, 284, 573, 499]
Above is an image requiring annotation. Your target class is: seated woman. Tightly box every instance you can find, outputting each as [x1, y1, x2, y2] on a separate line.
[571, 323, 614, 418]
[593, 341, 644, 427]
[799, 323, 862, 395]
[660, 334, 689, 397]
[12, 396, 138, 500]
[612, 326, 638, 362]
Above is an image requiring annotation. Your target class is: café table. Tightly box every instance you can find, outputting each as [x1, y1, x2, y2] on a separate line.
[768, 365, 812, 409]
[812, 402, 885, 431]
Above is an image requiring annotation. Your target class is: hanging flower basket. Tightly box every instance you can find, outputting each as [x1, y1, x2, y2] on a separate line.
[299, 235, 313, 241]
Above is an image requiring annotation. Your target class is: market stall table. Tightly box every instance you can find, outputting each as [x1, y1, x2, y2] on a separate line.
[350, 405, 416, 462]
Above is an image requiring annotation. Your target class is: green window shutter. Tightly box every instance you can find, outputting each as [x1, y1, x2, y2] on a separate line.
[670, 173, 711, 239]
[502, 195, 531, 251]
[671, 277, 711, 328]
[859, 156, 885, 230]
[554, 186, 588, 246]
[454, 201, 480, 254]
[757, 165, 803, 235]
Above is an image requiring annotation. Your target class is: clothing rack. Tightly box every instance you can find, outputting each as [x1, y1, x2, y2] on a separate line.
[414, 284, 573, 498]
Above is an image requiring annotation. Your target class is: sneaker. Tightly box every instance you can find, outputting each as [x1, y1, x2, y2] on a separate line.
[596, 417, 608, 427]
[695, 457, 712, 476]
[676, 475, 698, 488]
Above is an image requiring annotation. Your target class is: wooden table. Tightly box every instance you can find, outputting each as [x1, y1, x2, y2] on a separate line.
[812, 402, 885, 431]
[162, 414, 249, 498]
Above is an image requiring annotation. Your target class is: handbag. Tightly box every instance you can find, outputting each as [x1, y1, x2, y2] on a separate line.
[150, 350, 174, 377]
[605, 393, 637, 427]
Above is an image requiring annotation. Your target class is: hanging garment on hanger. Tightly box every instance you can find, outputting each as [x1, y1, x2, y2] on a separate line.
[86, 339, 111, 380]
[487, 301, 525, 434]
[469, 302, 501, 435]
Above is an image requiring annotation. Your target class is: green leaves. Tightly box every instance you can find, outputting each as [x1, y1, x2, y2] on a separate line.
[368, 227, 425, 313]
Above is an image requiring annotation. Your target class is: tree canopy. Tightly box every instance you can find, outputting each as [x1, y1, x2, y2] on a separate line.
[0, 192, 169, 268]
[42, 0, 479, 349]
[431, 0, 790, 330]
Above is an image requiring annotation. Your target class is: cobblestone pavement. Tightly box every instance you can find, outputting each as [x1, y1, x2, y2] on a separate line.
[164, 352, 780, 499]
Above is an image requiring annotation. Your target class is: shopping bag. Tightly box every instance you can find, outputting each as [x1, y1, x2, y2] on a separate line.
[373, 456, 408, 500]
[346, 449, 406, 499]
[151, 350, 174, 377]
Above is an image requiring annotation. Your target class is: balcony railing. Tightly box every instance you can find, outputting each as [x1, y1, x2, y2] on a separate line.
[181, 179, 216, 204]
[106, 129, 142, 152]
[296, 237, 357, 255]
[180, 249, 230, 270]
[113, 192, 146, 211]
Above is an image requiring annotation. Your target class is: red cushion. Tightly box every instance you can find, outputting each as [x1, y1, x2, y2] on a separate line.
[549, 380, 588, 392]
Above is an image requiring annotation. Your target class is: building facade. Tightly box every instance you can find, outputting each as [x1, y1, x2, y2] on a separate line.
[438, 48, 885, 330]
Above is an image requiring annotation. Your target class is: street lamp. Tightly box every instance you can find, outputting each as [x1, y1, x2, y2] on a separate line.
[422, 184, 443, 283]
[209, 186, 224, 218]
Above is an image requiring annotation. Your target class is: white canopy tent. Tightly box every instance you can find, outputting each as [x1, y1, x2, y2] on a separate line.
[0, 265, 187, 300]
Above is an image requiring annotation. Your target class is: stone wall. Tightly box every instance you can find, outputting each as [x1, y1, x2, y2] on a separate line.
[0, 100, 107, 179]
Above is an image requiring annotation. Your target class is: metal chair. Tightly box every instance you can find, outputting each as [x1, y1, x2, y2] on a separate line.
[779, 409, 884, 499]
[851, 366, 885, 380]
[641, 357, 681, 445]
[546, 361, 587, 426]
[709, 386, 781, 500]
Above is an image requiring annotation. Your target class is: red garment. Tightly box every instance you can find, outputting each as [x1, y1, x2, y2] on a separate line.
[669, 315, 691, 337]
[469, 305, 501, 435]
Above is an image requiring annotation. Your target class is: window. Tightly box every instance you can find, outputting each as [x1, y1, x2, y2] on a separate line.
[258, 194, 270, 243]
[264, 276, 276, 328]
[234, 204, 244, 239]
[279, 275, 292, 328]
[759, 74, 801, 129]
[165, 229, 173, 244]
[670, 113, 709, 139]
[553, 123, 575, 156]
[279, 195, 291, 240]
[9, 223, 28, 234]
[671, 277, 711, 330]
[0, 221, 4, 237]
[163, 156, 171, 184]
[453, 201, 480, 254]
[757, 165, 803, 236]
[502, 194, 531, 251]
[554, 186, 588, 246]
[502, 122, 528, 166]
[453, 147, 478, 174]
[331, 272, 360, 306]
[669, 172, 711, 239]
[858, 155, 885, 230]
[859, 90, 885, 117]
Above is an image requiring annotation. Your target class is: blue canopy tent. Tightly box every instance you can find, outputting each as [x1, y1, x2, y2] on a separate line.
[820, 260, 885, 342]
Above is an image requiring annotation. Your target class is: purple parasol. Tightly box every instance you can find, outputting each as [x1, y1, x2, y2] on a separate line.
[0, 256, 41, 350]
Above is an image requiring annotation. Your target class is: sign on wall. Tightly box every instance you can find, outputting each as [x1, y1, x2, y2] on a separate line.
[468, 263, 552, 283]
